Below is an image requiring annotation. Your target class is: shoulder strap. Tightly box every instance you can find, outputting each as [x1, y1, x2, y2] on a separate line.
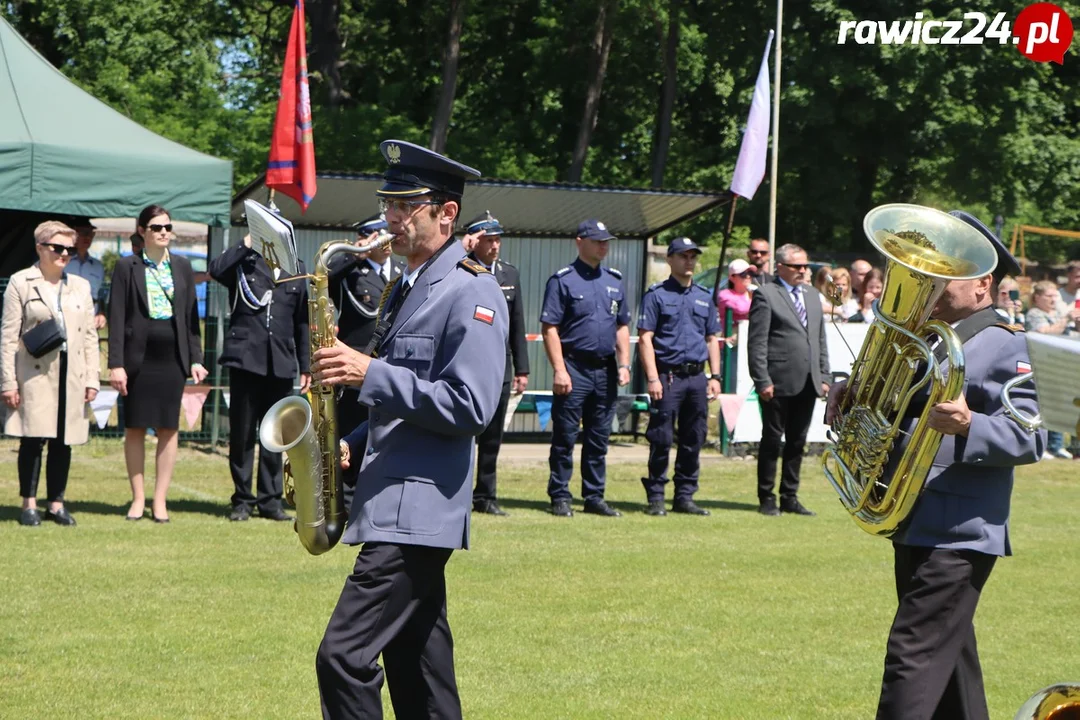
[932, 306, 1004, 365]
[458, 258, 490, 276]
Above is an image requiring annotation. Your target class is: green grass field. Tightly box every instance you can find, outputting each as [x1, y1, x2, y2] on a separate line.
[1, 439, 1077, 719]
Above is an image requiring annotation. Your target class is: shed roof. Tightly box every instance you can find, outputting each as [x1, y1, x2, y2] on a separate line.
[233, 172, 729, 238]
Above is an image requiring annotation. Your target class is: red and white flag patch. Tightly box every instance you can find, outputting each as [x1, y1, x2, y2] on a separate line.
[473, 305, 495, 325]
[1016, 361, 1032, 374]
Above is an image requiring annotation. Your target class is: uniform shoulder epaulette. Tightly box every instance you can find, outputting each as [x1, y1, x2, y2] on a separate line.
[693, 282, 710, 293]
[604, 267, 623, 278]
[994, 321, 1025, 333]
[498, 259, 517, 272]
[555, 266, 572, 277]
[458, 258, 490, 275]
[645, 281, 663, 293]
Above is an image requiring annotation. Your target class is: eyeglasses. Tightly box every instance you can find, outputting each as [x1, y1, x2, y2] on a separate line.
[748, 249, 769, 256]
[378, 198, 441, 215]
[39, 242, 75, 256]
[732, 271, 753, 278]
[779, 262, 810, 271]
[148, 224, 173, 233]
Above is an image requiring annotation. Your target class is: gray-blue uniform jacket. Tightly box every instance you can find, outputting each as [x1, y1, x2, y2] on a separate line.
[892, 322, 1046, 556]
[342, 240, 508, 550]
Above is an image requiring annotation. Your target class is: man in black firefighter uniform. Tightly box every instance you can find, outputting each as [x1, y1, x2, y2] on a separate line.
[209, 233, 311, 522]
[463, 211, 529, 515]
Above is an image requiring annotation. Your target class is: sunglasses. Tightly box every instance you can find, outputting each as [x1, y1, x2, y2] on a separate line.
[732, 271, 753, 278]
[146, 223, 174, 233]
[39, 242, 75, 256]
[780, 262, 810, 271]
[748, 249, 769, 256]
[378, 198, 441, 215]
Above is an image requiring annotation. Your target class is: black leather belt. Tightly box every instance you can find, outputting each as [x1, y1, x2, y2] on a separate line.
[565, 352, 614, 369]
[658, 361, 704, 377]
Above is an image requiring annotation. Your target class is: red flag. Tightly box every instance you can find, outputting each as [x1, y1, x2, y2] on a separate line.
[266, 0, 317, 211]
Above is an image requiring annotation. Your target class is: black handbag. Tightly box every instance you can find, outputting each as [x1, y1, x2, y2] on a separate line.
[22, 318, 66, 358]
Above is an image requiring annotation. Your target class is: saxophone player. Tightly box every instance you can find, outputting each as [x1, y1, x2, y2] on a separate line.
[828, 211, 1046, 720]
[310, 140, 507, 720]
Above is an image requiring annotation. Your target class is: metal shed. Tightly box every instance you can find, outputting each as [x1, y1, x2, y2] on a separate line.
[214, 172, 728, 434]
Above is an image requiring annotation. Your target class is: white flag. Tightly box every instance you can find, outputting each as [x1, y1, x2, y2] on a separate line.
[729, 31, 774, 201]
[90, 389, 119, 429]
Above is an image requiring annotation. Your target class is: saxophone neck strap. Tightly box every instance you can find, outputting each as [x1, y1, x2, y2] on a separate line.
[932, 305, 1005, 365]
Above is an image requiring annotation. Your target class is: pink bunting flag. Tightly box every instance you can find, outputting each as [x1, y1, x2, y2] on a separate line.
[718, 394, 745, 432]
[181, 386, 211, 429]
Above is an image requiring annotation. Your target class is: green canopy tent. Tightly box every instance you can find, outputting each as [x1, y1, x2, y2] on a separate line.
[0, 14, 232, 277]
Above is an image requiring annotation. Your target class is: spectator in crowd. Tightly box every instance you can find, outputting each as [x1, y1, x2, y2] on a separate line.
[747, 238, 773, 283]
[1059, 261, 1080, 308]
[67, 219, 108, 329]
[108, 205, 208, 523]
[2, 221, 101, 527]
[209, 229, 310, 523]
[850, 258, 873, 300]
[748, 243, 830, 517]
[540, 219, 631, 517]
[848, 267, 884, 323]
[1026, 280, 1076, 460]
[820, 267, 859, 320]
[130, 232, 144, 256]
[715, 258, 755, 344]
[994, 276, 1025, 325]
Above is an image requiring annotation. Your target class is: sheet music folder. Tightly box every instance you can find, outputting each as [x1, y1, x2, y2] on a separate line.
[244, 199, 299, 276]
[1025, 332, 1080, 436]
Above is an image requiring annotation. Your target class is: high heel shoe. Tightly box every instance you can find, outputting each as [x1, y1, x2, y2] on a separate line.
[126, 504, 145, 521]
[152, 512, 170, 524]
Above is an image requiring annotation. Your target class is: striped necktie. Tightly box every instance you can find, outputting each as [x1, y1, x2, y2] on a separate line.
[792, 287, 807, 327]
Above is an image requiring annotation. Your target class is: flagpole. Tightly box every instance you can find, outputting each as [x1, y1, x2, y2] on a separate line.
[713, 193, 740, 297]
[768, 0, 783, 262]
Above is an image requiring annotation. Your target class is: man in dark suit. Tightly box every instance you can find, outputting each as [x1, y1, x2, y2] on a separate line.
[208, 233, 310, 522]
[310, 140, 507, 720]
[327, 214, 403, 436]
[747, 242, 830, 517]
[462, 211, 529, 516]
[826, 212, 1046, 720]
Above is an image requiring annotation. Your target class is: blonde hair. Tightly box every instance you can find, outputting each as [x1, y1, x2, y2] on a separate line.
[829, 267, 852, 303]
[998, 276, 1019, 293]
[1032, 280, 1058, 297]
[34, 221, 76, 246]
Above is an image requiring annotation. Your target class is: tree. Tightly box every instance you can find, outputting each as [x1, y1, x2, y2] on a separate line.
[567, 0, 617, 182]
[650, 0, 680, 187]
[430, 0, 467, 153]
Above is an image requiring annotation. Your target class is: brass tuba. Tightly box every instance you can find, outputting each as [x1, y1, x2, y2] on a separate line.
[1015, 684, 1080, 719]
[256, 228, 393, 555]
[822, 204, 999, 537]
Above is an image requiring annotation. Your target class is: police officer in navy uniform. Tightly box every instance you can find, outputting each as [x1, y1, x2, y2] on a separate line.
[637, 237, 722, 516]
[540, 219, 631, 517]
[826, 211, 1046, 720]
[209, 233, 311, 522]
[462, 211, 529, 516]
[310, 140, 507, 720]
[327, 214, 404, 434]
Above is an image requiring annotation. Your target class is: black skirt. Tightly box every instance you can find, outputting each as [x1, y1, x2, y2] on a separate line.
[124, 319, 186, 430]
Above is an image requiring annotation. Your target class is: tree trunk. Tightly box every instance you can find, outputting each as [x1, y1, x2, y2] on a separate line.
[307, 0, 344, 107]
[430, 0, 467, 153]
[566, 0, 617, 182]
[650, 0, 680, 188]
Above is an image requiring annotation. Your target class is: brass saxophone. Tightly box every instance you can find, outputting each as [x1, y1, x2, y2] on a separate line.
[258, 232, 393, 555]
[821, 204, 999, 537]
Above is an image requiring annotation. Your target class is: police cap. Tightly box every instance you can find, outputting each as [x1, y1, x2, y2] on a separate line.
[465, 210, 504, 236]
[667, 236, 702, 256]
[377, 140, 481, 200]
[353, 214, 388, 234]
[577, 219, 616, 242]
[948, 210, 1021, 281]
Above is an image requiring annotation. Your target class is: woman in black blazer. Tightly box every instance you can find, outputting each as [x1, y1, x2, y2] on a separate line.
[108, 205, 208, 523]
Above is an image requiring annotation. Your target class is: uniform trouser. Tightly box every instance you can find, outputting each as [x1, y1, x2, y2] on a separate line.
[756, 378, 818, 503]
[474, 380, 512, 503]
[228, 368, 293, 514]
[336, 387, 369, 516]
[877, 545, 997, 720]
[643, 372, 708, 501]
[316, 543, 460, 720]
[547, 358, 617, 503]
[18, 351, 71, 502]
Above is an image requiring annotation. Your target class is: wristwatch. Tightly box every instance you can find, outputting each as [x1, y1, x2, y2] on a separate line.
[709, 374, 723, 381]
[618, 364, 631, 370]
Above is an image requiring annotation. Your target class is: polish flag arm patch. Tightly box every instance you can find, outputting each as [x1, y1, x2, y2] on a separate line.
[1016, 360, 1032, 374]
[474, 305, 496, 325]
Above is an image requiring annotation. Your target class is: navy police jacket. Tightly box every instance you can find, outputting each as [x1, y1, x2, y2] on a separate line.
[540, 258, 630, 357]
[637, 277, 721, 367]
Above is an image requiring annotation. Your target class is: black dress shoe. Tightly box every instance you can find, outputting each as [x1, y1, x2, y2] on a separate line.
[229, 506, 251, 522]
[19, 508, 42, 527]
[758, 498, 780, 517]
[260, 509, 293, 522]
[473, 500, 509, 516]
[550, 499, 573, 517]
[645, 499, 667, 516]
[672, 499, 710, 516]
[583, 499, 621, 517]
[44, 506, 76, 526]
[780, 499, 816, 516]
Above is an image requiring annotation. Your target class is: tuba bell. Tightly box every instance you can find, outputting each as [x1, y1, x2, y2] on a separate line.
[1015, 684, 1080, 719]
[822, 204, 999, 537]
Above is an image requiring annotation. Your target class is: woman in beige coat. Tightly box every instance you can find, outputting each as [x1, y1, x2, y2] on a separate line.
[1, 221, 101, 526]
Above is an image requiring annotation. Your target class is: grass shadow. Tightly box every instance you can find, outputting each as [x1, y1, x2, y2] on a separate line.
[494, 497, 557, 513]
[64, 497, 226, 519]
[694, 499, 761, 513]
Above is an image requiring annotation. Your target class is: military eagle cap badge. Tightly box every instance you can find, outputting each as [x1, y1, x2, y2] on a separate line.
[387, 144, 402, 164]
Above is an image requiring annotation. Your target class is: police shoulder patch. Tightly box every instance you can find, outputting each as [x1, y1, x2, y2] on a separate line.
[604, 267, 623, 279]
[458, 258, 490, 276]
[555, 266, 572, 277]
[693, 282, 710, 293]
[646, 281, 663, 293]
[994, 322, 1025, 333]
